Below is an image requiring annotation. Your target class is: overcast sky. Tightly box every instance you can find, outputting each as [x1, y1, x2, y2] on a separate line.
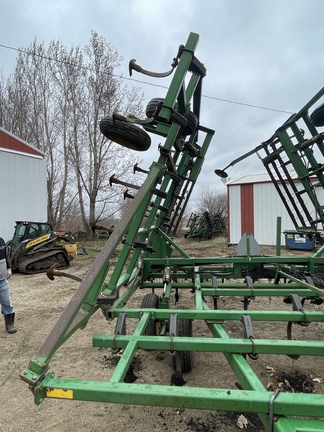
[1, 0, 323, 210]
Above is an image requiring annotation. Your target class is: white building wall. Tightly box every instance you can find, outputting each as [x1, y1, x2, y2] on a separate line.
[228, 178, 324, 246]
[228, 185, 241, 244]
[253, 183, 294, 245]
[0, 150, 47, 241]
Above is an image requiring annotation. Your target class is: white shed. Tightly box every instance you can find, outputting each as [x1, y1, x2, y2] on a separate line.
[227, 173, 324, 245]
[0, 127, 47, 242]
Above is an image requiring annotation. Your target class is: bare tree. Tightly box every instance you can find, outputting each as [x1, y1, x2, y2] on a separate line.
[0, 40, 72, 227]
[198, 186, 227, 219]
[0, 32, 146, 233]
[69, 31, 146, 232]
[184, 187, 228, 239]
[0, 71, 7, 126]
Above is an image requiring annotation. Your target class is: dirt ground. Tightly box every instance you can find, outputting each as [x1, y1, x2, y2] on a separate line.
[1, 236, 323, 432]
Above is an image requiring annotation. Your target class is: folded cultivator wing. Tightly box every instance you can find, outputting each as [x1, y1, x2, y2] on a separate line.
[20, 33, 324, 432]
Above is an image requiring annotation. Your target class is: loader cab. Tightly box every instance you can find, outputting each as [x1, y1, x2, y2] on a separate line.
[10, 221, 52, 254]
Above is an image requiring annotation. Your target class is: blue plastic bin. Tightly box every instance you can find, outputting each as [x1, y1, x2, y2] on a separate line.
[284, 231, 315, 251]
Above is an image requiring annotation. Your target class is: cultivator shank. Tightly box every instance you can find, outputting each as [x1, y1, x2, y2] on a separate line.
[20, 33, 324, 432]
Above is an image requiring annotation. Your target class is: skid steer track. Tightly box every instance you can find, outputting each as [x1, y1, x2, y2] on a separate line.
[18, 249, 70, 274]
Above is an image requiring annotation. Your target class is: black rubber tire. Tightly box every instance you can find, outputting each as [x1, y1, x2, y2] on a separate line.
[145, 98, 198, 136]
[140, 293, 159, 336]
[171, 304, 193, 373]
[310, 103, 324, 127]
[146, 98, 164, 118]
[181, 110, 198, 136]
[99, 117, 151, 151]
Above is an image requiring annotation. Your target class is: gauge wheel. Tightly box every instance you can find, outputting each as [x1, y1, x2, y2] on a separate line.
[171, 304, 193, 373]
[146, 98, 164, 118]
[310, 103, 324, 127]
[140, 293, 159, 336]
[145, 98, 198, 136]
[99, 117, 151, 151]
[181, 110, 198, 136]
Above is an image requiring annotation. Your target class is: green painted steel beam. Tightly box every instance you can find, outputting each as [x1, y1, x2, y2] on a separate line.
[201, 287, 318, 296]
[32, 377, 324, 419]
[141, 281, 319, 290]
[92, 334, 324, 357]
[274, 417, 324, 432]
[144, 256, 323, 265]
[108, 308, 324, 322]
[141, 282, 319, 297]
[159, 32, 200, 124]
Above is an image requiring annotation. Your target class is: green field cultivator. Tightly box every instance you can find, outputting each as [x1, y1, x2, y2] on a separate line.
[185, 211, 226, 239]
[20, 33, 324, 431]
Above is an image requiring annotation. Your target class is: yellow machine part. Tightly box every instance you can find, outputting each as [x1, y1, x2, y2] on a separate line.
[63, 243, 77, 261]
[26, 234, 49, 249]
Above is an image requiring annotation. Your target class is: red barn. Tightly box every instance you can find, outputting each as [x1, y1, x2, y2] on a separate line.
[0, 127, 47, 241]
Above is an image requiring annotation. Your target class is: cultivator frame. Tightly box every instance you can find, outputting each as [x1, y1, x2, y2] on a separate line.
[20, 33, 324, 431]
[216, 87, 324, 242]
[185, 211, 226, 239]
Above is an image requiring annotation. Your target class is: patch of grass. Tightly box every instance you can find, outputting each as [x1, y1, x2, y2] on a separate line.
[180, 236, 228, 249]
[75, 239, 123, 261]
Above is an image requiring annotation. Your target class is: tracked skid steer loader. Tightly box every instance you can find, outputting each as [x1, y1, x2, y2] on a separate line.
[7, 221, 77, 274]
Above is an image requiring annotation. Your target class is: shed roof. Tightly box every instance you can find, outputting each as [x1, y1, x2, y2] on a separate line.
[227, 172, 300, 185]
[0, 127, 45, 159]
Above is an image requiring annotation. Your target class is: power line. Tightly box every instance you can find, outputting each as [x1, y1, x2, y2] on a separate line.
[202, 94, 292, 113]
[0, 42, 293, 114]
